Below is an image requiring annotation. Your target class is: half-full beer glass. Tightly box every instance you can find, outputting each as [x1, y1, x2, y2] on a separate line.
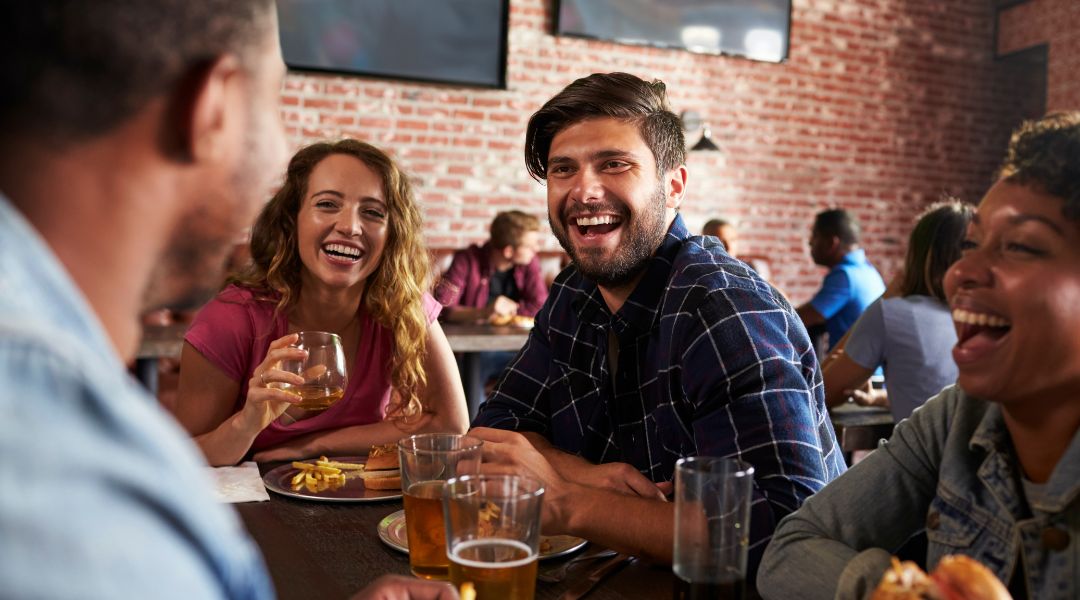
[443, 474, 544, 600]
[398, 433, 483, 579]
[673, 457, 754, 600]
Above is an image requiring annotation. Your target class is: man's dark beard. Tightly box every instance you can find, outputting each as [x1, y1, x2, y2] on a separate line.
[550, 185, 668, 288]
[144, 110, 266, 314]
[142, 232, 232, 313]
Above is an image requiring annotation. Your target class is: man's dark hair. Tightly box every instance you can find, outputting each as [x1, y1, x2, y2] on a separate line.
[490, 210, 540, 249]
[813, 209, 860, 246]
[524, 72, 685, 180]
[702, 218, 731, 237]
[997, 111, 1080, 221]
[0, 0, 274, 144]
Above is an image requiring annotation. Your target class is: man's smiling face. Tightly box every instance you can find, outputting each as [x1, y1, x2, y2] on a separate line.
[545, 117, 680, 288]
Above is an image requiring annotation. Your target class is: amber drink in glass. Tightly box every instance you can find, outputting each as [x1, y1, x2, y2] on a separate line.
[398, 433, 483, 579]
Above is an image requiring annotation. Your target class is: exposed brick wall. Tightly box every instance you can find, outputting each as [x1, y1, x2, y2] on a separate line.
[278, 0, 1051, 303]
[997, 0, 1080, 111]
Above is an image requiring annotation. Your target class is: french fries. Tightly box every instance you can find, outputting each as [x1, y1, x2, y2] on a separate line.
[288, 456, 400, 493]
[289, 456, 363, 493]
[460, 582, 476, 600]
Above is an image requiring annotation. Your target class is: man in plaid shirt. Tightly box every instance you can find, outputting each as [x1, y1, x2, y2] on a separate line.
[471, 72, 845, 578]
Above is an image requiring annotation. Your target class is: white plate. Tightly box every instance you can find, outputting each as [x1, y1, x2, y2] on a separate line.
[376, 509, 587, 560]
[263, 456, 402, 503]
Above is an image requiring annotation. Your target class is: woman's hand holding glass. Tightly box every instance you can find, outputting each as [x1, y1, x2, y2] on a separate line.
[241, 333, 308, 432]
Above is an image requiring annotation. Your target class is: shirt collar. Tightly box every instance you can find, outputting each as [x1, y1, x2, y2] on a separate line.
[571, 214, 689, 335]
[840, 248, 866, 266]
[969, 399, 1010, 454]
[0, 193, 120, 368]
[968, 389, 1080, 511]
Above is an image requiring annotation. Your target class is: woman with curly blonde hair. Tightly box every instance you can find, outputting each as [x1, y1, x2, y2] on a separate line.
[174, 139, 468, 466]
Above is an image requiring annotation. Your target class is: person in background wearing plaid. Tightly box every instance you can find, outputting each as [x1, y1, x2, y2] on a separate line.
[470, 72, 846, 579]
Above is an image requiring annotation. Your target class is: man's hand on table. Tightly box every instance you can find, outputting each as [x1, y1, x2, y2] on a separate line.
[470, 427, 676, 563]
[518, 432, 670, 500]
[468, 427, 575, 532]
[350, 575, 458, 600]
[489, 295, 519, 318]
[586, 462, 671, 499]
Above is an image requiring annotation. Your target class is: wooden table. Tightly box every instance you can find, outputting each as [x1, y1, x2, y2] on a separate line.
[238, 462, 674, 600]
[830, 404, 895, 462]
[439, 323, 531, 418]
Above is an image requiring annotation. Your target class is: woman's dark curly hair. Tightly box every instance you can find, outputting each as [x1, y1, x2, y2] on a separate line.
[997, 111, 1080, 220]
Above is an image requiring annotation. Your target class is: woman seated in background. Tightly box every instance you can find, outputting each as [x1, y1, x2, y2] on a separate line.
[173, 139, 469, 466]
[758, 112, 1080, 599]
[822, 200, 974, 420]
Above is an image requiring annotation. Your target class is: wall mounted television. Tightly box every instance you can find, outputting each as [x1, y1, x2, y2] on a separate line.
[277, 0, 509, 88]
[555, 0, 791, 64]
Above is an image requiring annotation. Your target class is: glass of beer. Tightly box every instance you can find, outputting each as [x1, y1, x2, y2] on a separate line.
[274, 331, 347, 411]
[443, 474, 544, 600]
[399, 433, 483, 580]
[672, 457, 754, 600]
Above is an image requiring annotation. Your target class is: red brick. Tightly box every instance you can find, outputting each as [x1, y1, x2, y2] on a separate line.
[272, 0, 1073, 301]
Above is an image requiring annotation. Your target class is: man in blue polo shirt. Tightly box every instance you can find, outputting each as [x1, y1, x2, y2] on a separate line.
[796, 209, 886, 351]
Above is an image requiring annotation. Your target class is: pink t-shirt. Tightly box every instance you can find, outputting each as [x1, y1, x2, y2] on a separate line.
[185, 284, 442, 454]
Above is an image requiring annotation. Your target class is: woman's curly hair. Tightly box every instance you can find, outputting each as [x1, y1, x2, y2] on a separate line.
[997, 111, 1080, 221]
[229, 139, 432, 420]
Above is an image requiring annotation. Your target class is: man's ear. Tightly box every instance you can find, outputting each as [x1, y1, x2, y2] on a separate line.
[162, 55, 242, 163]
[501, 245, 515, 260]
[664, 165, 688, 209]
[828, 235, 842, 254]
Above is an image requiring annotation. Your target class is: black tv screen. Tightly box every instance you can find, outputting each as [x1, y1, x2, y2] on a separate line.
[556, 0, 791, 63]
[277, 0, 509, 88]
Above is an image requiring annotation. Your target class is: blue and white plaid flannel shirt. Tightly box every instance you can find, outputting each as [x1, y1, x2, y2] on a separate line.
[474, 214, 847, 575]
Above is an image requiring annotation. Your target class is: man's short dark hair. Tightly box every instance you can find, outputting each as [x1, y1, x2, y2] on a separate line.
[702, 218, 731, 237]
[524, 72, 685, 180]
[0, 0, 274, 144]
[813, 209, 860, 246]
[490, 210, 540, 249]
[997, 111, 1080, 221]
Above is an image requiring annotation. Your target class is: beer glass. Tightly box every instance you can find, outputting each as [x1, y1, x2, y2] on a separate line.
[443, 474, 544, 600]
[275, 331, 347, 411]
[673, 457, 754, 600]
[399, 433, 483, 579]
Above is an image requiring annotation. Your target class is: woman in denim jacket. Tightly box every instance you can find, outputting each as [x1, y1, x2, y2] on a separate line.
[758, 112, 1080, 600]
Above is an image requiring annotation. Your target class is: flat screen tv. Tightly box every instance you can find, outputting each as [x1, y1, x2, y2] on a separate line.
[556, 0, 791, 63]
[277, 0, 509, 88]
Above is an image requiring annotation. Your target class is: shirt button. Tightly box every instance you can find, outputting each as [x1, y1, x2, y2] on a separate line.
[926, 511, 940, 530]
[1041, 527, 1070, 552]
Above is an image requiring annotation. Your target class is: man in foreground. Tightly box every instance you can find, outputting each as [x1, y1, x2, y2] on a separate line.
[472, 72, 845, 578]
[0, 2, 452, 598]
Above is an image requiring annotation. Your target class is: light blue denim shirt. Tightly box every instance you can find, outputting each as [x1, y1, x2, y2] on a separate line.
[0, 195, 273, 599]
[757, 384, 1078, 600]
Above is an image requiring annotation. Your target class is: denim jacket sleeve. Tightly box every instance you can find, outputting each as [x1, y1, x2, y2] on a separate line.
[757, 387, 961, 600]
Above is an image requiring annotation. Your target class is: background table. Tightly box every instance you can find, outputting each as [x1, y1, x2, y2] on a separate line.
[134, 323, 187, 395]
[440, 322, 530, 417]
[239, 462, 675, 600]
[830, 404, 895, 464]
